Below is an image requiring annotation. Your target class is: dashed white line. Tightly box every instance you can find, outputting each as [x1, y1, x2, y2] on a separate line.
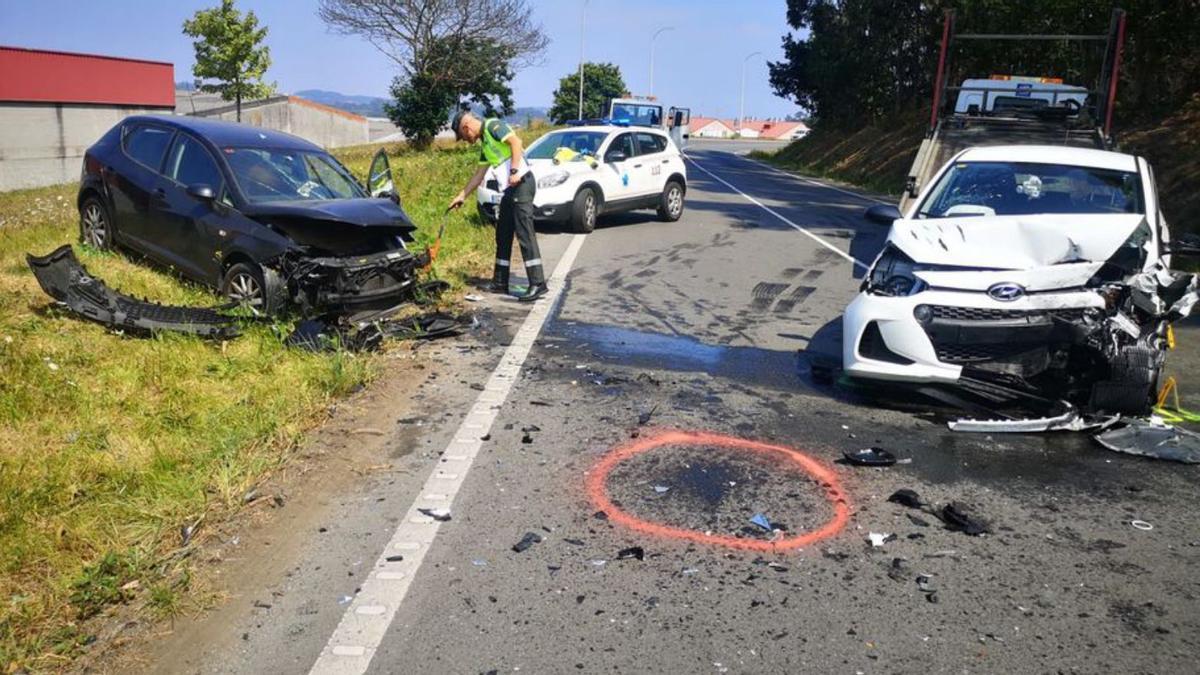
[309, 234, 588, 675]
[685, 154, 871, 271]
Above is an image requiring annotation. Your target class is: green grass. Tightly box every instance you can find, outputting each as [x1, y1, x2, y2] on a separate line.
[0, 132, 545, 670]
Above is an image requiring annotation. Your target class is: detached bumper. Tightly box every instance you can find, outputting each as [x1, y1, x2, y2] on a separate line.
[282, 248, 424, 312]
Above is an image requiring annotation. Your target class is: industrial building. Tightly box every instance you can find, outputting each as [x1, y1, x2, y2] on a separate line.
[0, 45, 175, 191]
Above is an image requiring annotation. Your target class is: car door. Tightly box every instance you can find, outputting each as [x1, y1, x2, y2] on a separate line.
[668, 107, 691, 149]
[152, 132, 230, 281]
[367, 148, 397, 200]
[599, 132, 639, 205]
[631, 132, 669, 197]
[111, 123, 174, 250]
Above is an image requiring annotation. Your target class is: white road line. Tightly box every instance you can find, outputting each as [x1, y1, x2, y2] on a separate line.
[685, 155, 870, 271]
[309, 234, 588, 675]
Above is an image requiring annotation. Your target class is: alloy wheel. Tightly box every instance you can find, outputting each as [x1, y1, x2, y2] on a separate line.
[81, 203, 107, 248]
[667, 186, 683, 217]
[226, 272, 264, 313]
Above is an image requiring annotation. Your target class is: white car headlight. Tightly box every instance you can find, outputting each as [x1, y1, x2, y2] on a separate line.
[537, 170, 570, 189]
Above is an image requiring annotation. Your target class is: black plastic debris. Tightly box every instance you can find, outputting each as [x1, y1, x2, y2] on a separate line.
[385, 555, 404, 562]
[418, 508, 451, 522]
[617, 546, 645, 561]
[906, 513, 931, 528]
[287, 311, 473, 352]
[522, 425, 541, 433]
[887, 489, 923, 509]
[637, 404, 659, 426]
[521, 432, 534, 444]
[27, 245, 241, 338]
[1094, 420, 1200, 464]
[942, 503, 988, 536]
[841, 447, 896, 467]
[512, 532, 543, 552]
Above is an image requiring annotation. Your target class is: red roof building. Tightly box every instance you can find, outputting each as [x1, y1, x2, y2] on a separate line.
[0, 45, 174, 108]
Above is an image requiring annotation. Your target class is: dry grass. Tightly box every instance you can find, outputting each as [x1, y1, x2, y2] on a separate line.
[0, 130, 545, 670]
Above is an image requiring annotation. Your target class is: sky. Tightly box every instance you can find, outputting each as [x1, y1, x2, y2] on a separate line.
[0, 0, 800, 119]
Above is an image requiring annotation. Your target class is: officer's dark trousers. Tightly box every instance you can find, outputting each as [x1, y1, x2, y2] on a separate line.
[494, 173, 545, 287]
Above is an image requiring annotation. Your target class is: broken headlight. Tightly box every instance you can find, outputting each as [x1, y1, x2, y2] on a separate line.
[865, 245, 927, 297]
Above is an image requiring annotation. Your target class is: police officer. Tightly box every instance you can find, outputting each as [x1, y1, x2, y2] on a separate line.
[447, 110, 547, 302]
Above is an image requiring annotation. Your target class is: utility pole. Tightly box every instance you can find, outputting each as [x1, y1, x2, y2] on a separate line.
[649, 26, 674, 96]
[578, 0, 589, 119]
[739, 51, 763, 132]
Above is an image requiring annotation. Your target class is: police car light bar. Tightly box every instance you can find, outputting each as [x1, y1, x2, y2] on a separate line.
[565, 118, 632, 127]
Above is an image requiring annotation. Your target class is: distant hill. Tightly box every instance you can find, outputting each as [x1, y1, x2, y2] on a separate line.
[295, 89, 389, 117]
[507, 107, 549, 126]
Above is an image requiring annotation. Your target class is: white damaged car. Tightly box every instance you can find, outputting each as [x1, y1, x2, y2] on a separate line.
[476, 124, 687, 233]
[843, 145, 1198, 416]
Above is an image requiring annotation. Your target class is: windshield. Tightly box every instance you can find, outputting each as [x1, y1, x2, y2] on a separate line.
[526, 131, 606, 161]
[610, 103, 663, 127]
[918, 161, 1143, 218]
[225, 148, 365, 203]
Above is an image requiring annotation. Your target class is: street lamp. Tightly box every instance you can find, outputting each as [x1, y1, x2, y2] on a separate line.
[578, 0, 589, 119]
[739, 51, 763, 131]
[649, 26, 674, 96]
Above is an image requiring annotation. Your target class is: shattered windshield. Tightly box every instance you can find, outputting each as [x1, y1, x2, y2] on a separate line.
[918, 161, 1144, 218]
[225, 148, 366, 203]
[526, 131, 606, 161]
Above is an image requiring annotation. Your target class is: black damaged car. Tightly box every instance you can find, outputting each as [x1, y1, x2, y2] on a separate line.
[77, 115, 418, 315]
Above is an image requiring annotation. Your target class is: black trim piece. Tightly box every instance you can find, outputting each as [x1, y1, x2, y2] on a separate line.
[859, 321, 915, 365]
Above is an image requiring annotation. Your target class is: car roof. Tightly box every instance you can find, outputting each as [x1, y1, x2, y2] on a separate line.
[123, 114, 322, 152]
[957, 145, 1138, 172]
[549, 125, 666, 136]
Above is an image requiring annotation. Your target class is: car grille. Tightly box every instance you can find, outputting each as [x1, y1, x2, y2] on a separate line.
[928, 305, 1087, 322]
[934, 342, 1032, 364]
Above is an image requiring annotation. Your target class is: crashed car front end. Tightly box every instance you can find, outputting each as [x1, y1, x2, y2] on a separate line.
[843, 214, 1199, 416]
[276, 247, 429, 313]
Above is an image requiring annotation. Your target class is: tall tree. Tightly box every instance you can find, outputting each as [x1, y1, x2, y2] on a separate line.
[547, 63, 627, 123]
[317, 0, 548, 147]
[182, 0, 275, 122]
[769, 0, 1200, 130]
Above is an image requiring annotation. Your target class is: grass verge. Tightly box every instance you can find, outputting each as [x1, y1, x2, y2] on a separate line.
[0, 131, 543, 670]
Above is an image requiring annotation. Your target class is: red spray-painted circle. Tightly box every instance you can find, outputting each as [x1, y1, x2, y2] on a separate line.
[585, 429, 851, 552]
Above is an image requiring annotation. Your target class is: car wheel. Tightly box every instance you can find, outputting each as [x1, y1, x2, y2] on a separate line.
[221, 262, 286, 316]
[657, 181, 685, 222]
[570, 187, 598, 234]
[79, 195, 113, 250]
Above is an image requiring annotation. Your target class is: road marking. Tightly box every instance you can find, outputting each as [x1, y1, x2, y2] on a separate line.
[309, 234, 588, 675]
[685, 155, 870, 271]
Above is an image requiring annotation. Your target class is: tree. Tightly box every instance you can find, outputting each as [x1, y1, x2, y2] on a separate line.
[317, 0, 548, 147]
[547, 63, 627, 124]
[385, 36, 518, 147]
[182, 0, 275, 122]
[768, 0, 1200, 130]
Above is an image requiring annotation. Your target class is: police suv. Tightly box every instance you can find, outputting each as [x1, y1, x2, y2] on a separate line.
[476, 122, 687, 233]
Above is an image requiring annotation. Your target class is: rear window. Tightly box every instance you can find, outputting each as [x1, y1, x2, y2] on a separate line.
[123, 125, 173, 171]
[636, 133, 667, 155]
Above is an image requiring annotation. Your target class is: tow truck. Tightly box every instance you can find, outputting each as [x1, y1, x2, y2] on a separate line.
[607, 96, 691, 150]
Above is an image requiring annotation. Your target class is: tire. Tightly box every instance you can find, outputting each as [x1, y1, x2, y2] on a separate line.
[569, 187, 598, 234]
[1088, 345, 1163, 415]
[220, 262, 287, 317]
[657, 180, 685, 222]
[79, 194, 113, 250]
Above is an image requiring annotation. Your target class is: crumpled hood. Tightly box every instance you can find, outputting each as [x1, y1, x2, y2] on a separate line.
[242, 198, 417, 233]
[889, 213, 1147, 269]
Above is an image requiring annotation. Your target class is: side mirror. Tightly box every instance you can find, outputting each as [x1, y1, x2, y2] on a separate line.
[606, 150, 627, 163]
[187, 184, 216, 201]
[865, 204, 902, 225]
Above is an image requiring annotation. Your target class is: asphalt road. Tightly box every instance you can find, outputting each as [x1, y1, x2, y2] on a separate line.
[138, 139, 1200, 674]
